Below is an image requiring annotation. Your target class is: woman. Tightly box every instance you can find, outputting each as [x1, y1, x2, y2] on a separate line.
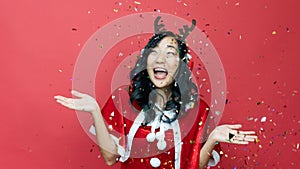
[54, 31, 257, 168]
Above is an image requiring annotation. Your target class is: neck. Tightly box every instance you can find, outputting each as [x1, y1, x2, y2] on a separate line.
[154, 85, 173, 109]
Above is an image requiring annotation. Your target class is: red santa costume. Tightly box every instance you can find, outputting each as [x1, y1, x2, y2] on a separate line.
[89, 87, 220, 169]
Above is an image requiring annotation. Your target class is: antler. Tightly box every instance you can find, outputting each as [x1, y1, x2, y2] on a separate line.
[154, 16, 196, 40]
[178, 19, 196, 41]
[154, 16, 166, 33]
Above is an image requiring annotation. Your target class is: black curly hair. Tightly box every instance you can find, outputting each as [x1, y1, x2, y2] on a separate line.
[129, 31, 198, 125]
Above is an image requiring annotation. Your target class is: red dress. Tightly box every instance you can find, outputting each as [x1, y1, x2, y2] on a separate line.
[99, 87, 219, 169]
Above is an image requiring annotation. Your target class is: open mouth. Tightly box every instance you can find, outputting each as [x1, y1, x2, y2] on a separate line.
[153, 68, 168, 79]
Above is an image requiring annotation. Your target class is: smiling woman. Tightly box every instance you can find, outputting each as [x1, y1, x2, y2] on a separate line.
[147, 36, 180, 88]
[54, 30, 257, 169]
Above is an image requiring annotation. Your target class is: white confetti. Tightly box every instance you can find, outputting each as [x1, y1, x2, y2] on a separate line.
[261, 116, 267, 122]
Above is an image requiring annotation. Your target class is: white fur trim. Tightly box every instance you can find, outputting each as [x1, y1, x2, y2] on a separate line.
[207, 150, 220, 167]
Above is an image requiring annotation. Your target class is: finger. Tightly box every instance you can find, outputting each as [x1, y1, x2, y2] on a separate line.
[227, 124, 242, 129]
[71, 90, 85, 98]
[233, 141, 249, 145]
[235, 134, 257, 138]
[233, 135, 257, 142]
[56, 99, 75, 109]
[54, 95, 66, 100]
[231, 139, 249, 145]
[237, 131, 256, 135]
[243, 137, 257, 142]
[55, 96, 74, 103]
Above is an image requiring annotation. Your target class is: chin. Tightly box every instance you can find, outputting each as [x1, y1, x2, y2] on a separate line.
[151, 78, 172, 89]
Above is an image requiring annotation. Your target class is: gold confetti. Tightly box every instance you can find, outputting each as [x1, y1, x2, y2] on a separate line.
[134, 1, 141, 5]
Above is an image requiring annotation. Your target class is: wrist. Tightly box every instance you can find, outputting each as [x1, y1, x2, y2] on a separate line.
[207, 131, 218, 145]
[91, 107, 101, 117]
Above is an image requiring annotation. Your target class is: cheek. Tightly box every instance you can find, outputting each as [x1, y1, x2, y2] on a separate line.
[146, 58, 152, 69]
[169, 59, 179, 72]
[147, 56, 155, 67]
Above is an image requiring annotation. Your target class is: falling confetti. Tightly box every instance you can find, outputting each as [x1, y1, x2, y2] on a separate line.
[113, 8, 119, 13]
[134, 1, 141, 5]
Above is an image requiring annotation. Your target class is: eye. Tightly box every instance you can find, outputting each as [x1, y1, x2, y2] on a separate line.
[149, 49, 158, 56]
[167, 52, 175, 56]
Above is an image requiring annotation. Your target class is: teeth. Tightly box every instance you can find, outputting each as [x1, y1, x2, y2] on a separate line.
[154, 68, 167, 72]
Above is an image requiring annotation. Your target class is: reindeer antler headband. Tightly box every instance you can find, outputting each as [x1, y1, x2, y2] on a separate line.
[154, 16, 196, 41]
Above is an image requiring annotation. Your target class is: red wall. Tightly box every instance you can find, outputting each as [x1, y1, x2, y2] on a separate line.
[1, 0, 299, 168]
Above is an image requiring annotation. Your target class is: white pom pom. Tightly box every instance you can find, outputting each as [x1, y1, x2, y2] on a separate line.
[155, 131, 164, 140]
[146, 133, 156, 142]
[157, 140, 167, 150]
[150, 158, 161, 168]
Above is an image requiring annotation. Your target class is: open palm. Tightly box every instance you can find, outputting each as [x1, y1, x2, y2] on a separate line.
[54, 90, 99, 113]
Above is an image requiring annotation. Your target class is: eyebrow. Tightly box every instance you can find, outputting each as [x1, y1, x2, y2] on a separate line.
[167, 45, 178, 51]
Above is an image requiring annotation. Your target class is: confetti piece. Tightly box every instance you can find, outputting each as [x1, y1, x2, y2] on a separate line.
[247, 117, 254, 121]
[190, 140, 195, 144]
[261, 117, 267, 123]
[272, 31, 277, 35]
[89, 125, 96, 135]
[134, 1, 141, 5]
[58, 69, 62, 73]
[113, 8, 119, 13]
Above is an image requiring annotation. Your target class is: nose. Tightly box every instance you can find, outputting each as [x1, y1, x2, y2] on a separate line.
[155, 51, 166, 64]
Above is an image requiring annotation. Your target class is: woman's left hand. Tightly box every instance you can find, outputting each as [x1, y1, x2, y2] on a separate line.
[209, 124, 257, 144]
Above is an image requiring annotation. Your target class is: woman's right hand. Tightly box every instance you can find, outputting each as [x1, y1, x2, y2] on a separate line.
[54, 90, 100, 114]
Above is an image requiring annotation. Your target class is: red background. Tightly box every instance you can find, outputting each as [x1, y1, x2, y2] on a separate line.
[1, 0, 299, 168]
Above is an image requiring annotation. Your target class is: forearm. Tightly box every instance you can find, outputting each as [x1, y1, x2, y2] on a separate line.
[91, 109, 119, 165]
[199, 135, 217, 169]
